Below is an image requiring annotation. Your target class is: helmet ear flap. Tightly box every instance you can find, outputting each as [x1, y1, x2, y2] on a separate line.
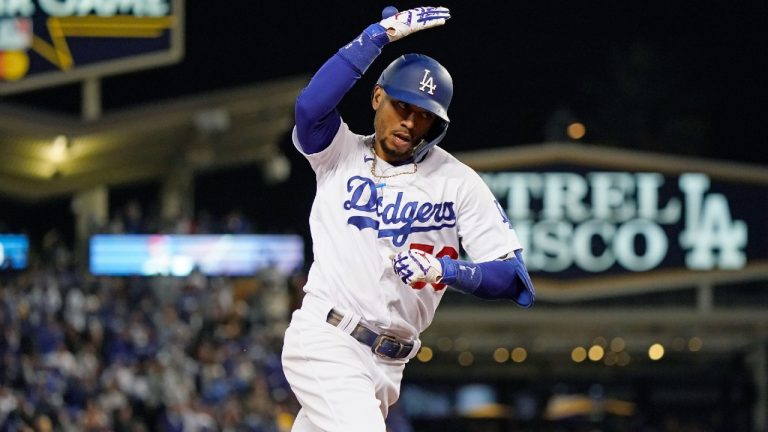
[424, 118, 447, 142]
[413, 120, 449, 161]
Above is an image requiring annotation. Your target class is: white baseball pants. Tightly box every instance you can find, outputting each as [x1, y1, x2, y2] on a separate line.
[281, 294, 407, 432]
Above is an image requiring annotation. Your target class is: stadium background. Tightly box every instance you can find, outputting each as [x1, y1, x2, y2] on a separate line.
[1, 1, 766, 431]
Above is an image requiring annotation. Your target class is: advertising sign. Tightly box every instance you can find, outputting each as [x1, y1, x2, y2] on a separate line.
[459, 143, 768, 299]
[0, 0, 184, 94]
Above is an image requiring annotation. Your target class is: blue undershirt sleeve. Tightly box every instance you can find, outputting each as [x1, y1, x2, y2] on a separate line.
[294, 24, 390, 154]
[439, 250, 535, 308]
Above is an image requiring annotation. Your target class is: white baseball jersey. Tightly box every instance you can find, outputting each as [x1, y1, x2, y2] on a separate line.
[293, 121, 522, 341]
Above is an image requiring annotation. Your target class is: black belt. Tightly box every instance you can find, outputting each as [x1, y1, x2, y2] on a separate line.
[326, 309, 414, 360]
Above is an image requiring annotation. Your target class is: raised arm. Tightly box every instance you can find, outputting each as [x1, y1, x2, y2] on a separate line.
[294, 6, 451, 154]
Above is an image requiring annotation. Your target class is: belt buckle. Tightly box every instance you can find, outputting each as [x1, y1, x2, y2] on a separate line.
[372, 334, 404, 359]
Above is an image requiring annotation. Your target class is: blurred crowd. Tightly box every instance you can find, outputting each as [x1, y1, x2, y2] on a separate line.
[0, 260, 305, 432]
[0, 204, 307, 431]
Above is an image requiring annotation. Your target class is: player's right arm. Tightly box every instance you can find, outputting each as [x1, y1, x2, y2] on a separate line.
[392, 249, 535, 308]
[294, 6, 450, 154]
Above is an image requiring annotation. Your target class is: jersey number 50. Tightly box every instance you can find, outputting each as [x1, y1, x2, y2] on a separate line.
[409, 243, 459, 291]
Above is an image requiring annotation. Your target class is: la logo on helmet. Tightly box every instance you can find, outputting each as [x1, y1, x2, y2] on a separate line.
[419, 69, 437, 95]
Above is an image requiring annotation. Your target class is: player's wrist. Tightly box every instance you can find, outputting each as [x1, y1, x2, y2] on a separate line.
[364, 23, 391, 48]
[337, 24, 388, 74]
[438, 256, 458, 285]
[439, 257, 482, 293]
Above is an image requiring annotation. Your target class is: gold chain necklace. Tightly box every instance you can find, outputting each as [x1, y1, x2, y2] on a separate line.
[369, 145, 417, 180]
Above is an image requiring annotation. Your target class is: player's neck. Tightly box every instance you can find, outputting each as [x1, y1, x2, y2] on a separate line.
[373, 142, 415, 166]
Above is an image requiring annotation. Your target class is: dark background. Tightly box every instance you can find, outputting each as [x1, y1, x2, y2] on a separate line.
[2, 0, 767, 242]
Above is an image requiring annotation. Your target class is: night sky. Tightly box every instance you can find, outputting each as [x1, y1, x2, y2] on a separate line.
[2, 0, 766, 241]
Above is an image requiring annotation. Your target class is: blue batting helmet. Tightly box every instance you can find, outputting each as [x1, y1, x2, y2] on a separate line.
[376, 53, 453, 160]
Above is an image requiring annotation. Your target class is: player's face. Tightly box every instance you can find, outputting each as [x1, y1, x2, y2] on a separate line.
[372, 87, 437, 163]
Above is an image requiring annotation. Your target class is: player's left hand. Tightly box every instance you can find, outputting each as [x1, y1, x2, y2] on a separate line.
[392, 250, 443, 285]
[378, 6, 451, 43]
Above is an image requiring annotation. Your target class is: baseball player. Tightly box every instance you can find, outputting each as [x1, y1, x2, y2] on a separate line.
[281, 5, 535, 432]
